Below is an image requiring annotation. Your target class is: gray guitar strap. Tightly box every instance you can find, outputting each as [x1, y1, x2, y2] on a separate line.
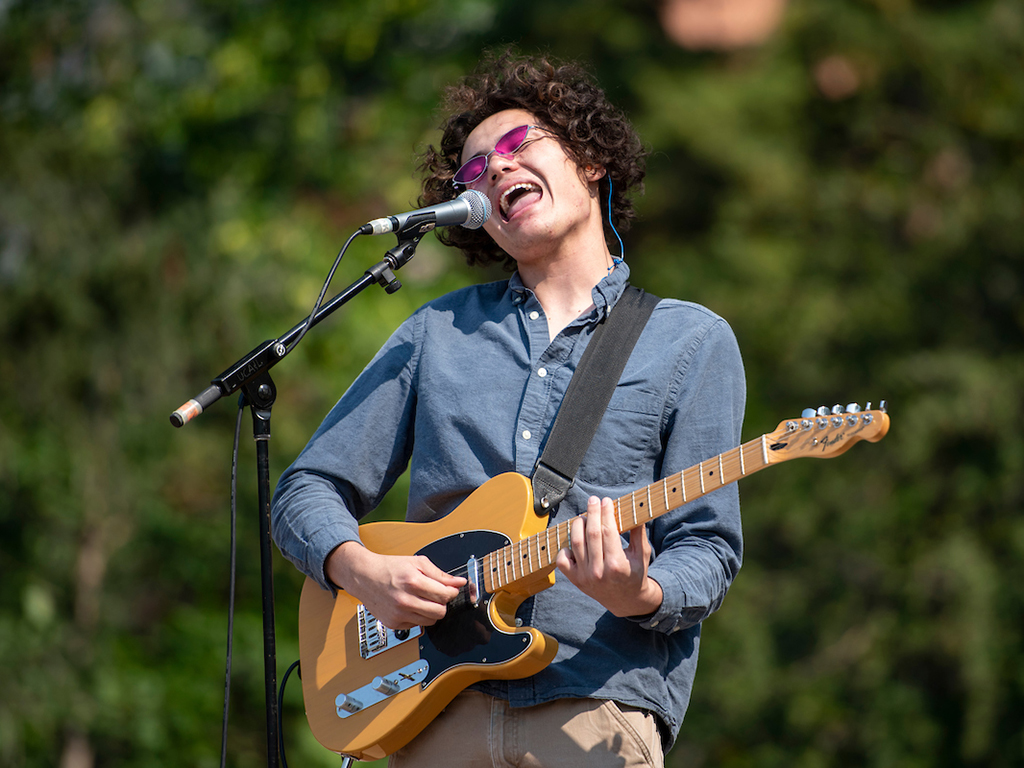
[531, 284, 661, 516]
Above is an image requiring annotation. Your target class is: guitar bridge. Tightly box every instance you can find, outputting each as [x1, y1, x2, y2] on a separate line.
[357, 604, 422, 659]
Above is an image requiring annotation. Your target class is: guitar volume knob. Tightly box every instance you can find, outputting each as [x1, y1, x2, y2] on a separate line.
[372, 676, 400, 695]
[336, 693, 363, 714]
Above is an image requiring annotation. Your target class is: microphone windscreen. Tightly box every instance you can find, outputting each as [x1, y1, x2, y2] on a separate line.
[459, 190, 491, 230]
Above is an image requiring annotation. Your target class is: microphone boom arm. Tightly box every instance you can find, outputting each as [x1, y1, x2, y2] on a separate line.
[169, 226, 427, 428]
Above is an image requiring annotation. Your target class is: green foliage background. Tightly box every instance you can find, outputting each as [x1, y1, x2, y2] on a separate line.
[1, 0, 1021, 766]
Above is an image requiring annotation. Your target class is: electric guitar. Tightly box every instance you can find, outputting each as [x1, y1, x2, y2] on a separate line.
[296, 403, 890, 760]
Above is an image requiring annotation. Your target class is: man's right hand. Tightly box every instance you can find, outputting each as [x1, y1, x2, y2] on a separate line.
[325, 541, 466, 631]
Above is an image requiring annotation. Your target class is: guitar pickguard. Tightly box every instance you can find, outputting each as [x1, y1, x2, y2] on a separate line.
[417, 530, 535, 687]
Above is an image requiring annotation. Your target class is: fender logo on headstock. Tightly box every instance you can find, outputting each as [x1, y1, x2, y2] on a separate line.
[766, 402, 889, 462]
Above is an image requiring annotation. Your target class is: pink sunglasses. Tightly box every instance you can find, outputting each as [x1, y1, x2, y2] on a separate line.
[453, 124, 545, 186]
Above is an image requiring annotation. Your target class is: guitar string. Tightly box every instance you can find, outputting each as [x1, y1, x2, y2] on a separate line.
[433, 439, 770, 589]
[421, 420, 875, 593]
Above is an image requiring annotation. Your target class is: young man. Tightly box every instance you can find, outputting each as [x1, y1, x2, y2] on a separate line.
[271, 53, 745, 767]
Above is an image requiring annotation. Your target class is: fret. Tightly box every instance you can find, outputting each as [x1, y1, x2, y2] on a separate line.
[450, 413, 882, 624]
[503, 545, 512, 586]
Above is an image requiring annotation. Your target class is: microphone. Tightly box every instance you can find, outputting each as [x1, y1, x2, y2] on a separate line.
[359, 190, 491, 235]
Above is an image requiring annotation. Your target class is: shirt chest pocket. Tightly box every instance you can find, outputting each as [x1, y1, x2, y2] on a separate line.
[576, 386, 664, 487]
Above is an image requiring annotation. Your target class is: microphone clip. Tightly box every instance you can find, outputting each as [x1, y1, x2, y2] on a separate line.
[368, 224, 427, 294]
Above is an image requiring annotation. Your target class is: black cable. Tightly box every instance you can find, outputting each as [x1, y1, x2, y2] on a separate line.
[285, 230, 362, 355]
[217, 228, 361, 765]
[209, 229, 366, 766]
[219, 399, 244, 768]
[278, 659, 301, 768]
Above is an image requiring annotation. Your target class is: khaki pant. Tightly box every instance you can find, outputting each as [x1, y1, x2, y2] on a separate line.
[389, 690, 665, 768]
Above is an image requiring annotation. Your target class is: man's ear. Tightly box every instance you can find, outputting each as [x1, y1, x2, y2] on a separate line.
[583, 164, 607, 182]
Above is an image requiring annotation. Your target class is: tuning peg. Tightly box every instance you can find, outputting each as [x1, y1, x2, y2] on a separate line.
[801, 408, 816, 418]
[846, 403, 861, 413]
[831, 404, 844, 415]
[817, 406, 829, 417]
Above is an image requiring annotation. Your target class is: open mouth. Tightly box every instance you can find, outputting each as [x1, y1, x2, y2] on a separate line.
[499, 182, 542, 221]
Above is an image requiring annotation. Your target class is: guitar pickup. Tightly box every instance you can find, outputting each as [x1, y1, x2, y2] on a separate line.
[335, 660, 430, 718]
[357, 604, 422, 659]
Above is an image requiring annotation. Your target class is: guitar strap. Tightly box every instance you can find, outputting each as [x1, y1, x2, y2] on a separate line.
[531, 284, 661, 517]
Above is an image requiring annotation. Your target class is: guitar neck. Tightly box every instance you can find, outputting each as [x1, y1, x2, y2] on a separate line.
[481, 405, 889, 594]
[483, 435, 774, 593]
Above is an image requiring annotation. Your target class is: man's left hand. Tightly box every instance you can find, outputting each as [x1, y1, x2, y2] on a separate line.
[555, 495, 664, 617]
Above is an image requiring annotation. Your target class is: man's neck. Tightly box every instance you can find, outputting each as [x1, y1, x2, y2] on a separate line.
[519, 247, 616, 341]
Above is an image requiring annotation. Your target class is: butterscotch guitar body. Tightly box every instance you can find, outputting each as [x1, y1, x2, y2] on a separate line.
[296, 406, 891, 760]
[298, 472, 559, 761]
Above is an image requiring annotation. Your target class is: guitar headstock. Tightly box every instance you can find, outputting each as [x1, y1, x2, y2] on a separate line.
[765, 402, 890, 462]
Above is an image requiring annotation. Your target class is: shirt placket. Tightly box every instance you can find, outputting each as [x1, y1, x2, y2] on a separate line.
[511, 294, 579, 477]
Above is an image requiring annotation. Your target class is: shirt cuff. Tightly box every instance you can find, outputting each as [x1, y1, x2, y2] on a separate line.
[307, 524, 362, 593]
[629, 566, 708, 635]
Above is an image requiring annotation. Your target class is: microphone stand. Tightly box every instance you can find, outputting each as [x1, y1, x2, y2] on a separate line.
[170, 225, 427, 767]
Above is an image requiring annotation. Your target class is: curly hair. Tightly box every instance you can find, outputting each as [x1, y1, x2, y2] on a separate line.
[419, 51, 647, 270]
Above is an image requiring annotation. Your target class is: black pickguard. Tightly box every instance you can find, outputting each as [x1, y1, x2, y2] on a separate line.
[416, 530, 534, 686]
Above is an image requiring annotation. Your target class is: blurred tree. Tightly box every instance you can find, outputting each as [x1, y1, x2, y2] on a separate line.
[0, 0, 1021, 767]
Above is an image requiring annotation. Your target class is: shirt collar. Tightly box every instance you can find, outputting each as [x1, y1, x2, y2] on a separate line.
[507, 261, 632, 319]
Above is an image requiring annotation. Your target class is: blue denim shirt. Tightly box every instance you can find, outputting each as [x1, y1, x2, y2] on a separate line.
[271, 264, 745, 748]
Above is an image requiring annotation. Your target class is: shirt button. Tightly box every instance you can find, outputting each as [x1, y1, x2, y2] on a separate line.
[529, 311, 540, 320]
[522, 430, 532, 440]
[537, 367, 547, 378]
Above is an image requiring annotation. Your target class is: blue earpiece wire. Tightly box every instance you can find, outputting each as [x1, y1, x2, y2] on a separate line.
[607, 177, 625, 272]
